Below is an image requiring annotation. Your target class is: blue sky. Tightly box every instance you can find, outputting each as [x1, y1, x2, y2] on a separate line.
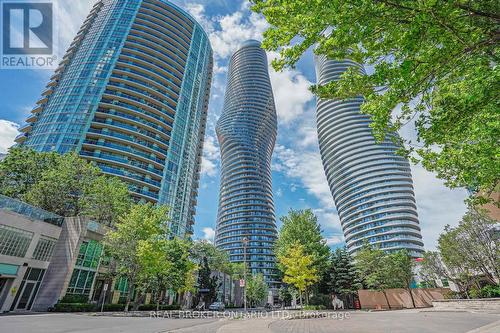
[0, 0, 468, 249]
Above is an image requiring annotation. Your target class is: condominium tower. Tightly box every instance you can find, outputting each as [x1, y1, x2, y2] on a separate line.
[315, 56, 425, 257]
[215, 40, 278, 286]
[15, 0, 213, 237]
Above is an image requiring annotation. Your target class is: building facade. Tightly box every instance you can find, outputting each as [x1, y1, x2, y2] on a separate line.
[15, 0, 213, 237]
[315, 56, 425, 257]
[215, 40, 279, 287]
[0, 195, 107, 312]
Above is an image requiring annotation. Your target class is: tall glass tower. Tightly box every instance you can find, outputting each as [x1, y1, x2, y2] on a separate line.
[315, 55, 424, 257]
[215, 40, 278, 286]
[15, 0, 213, 237]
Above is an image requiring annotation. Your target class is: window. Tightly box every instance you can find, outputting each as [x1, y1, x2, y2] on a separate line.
[76, 240, 103, 269]
[66, 269, 96, 295]
[0, 225, 33, 257]
[32, 236, 57, 261]
[66, 240, 103, 295]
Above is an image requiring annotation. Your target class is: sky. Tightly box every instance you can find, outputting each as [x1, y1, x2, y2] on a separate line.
[0, 0, 469, 250]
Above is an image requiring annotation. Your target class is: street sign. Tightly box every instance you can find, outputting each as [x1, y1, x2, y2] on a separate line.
[239, 279, 245, 287]
[103, 283, 108, 291]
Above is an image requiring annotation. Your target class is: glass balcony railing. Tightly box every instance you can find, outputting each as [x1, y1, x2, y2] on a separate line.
[0, 194, 64, 226]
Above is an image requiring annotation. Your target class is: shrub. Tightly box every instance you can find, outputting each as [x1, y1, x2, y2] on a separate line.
[54, 303, 96, 312]
[303, 305, 326, 310]
[443, 290, 461, 299]
[60, 294, 89, 304]
[309, 294, 331, 308]
[137, 304, 180, 311]
[102, 303, 125, 312]
[479, 285, 500, 298]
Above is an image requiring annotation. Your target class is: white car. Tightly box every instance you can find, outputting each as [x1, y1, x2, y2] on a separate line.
[208, 302, 225, 311]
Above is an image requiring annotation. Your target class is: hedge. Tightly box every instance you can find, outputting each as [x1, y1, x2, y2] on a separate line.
[54, 303, 179, 312]
[102, 304, 126, 311]
[54, 303, 96, 312]
[60, 294, 89, 304]
[137, 304, 180, 311]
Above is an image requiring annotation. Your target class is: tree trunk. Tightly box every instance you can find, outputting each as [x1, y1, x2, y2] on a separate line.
[382, 290, 391, 309]
[132, 292, 143, 311]
[407, 288, 416, 308]
[299, 292, 303, 308]
[124, 275, 136, 312]
[125, 293, 131, 312]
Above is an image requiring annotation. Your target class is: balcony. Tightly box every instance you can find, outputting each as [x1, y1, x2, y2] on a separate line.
[18, 123, 32, 133]
[0, 194, 64, 226]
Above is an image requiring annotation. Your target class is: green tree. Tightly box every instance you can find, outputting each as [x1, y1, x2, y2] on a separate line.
[329, 247, 362, 301]
[0, 147, 60, 199]
[24, 152, 101, 216]
[164, 238, 194, 294]
[179, 263, 199, 309]
[276, 209, 330, 275]
[439, 206, 500, 285]
[252, 0, 500, 196]
[197, 257, 218, 306]
[278, 285, 293, 306]
[191, 240, 231, 274]
[278, 242, 320, 305]
[229, 262, 247, 280]
[0, 148, 131, 224]
[83, 175, 131, 226]
[419, 251, 477, 297]
[137, 238, 172, 310]
[389, 250, 417, 308]
[246, 273, 268, 307]
[103, 203, 169, 311]
[137, 237, 193, 310]
[355, 244, 396, 309]
[423, 205, 500, 298]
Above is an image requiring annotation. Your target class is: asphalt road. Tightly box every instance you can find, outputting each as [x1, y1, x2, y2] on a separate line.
[0, 310, 498, 333]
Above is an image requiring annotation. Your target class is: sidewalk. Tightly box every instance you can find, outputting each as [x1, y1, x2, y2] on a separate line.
[217, 318, 274, 333]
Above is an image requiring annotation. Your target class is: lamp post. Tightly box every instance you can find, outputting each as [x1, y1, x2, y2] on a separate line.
[242, 237, 249, 312]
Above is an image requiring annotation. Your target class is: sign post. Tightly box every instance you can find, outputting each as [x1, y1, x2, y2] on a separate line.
[101, 283, 109, 312]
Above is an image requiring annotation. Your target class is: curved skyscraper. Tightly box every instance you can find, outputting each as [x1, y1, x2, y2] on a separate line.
[215, 40, 278, 286]
[315, 56, 424, 257]
[15, 0, 213, 237]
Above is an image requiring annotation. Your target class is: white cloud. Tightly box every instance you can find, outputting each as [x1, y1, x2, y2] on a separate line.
[273, 144, 332, 207]
[209, 11, 268, 59]
[202, 227, 216, 243]
[297, 122, 319, 148]
[410, 164, 467, 250]
[200, 134, 220, 177]
[313, 208, 342, 230]
[0, 120, 19, 154]
[186, 2, 268, 61]
[325, 234, 344, 246]
[268, 52, 314, 123]
[185, 3, 213, 34]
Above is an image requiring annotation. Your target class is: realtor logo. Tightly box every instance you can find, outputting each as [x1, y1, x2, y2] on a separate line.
[1, 0, 58, 69]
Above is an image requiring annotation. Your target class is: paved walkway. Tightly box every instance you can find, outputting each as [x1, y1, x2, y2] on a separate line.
[267, 310, 500, 333]
[0, 313, 218, 333]
[167, 309, 500, 333]
[1, 309, 498, 333]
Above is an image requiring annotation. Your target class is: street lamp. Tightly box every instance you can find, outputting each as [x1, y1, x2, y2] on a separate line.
[242, 237, 249, 312]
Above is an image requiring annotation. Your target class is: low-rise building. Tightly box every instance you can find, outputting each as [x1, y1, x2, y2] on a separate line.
[0, 195, 106, 312]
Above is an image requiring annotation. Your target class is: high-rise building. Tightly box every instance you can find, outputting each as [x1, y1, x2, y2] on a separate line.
[215, 40, 278, 286]
[315, 55, 424, 257]
[15, 0, 213, 237]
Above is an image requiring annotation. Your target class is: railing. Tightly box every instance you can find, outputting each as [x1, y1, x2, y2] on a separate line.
[0, 194, 64, 226]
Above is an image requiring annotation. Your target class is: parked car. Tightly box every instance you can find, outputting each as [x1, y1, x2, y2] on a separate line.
[208, 302, 225, 311]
